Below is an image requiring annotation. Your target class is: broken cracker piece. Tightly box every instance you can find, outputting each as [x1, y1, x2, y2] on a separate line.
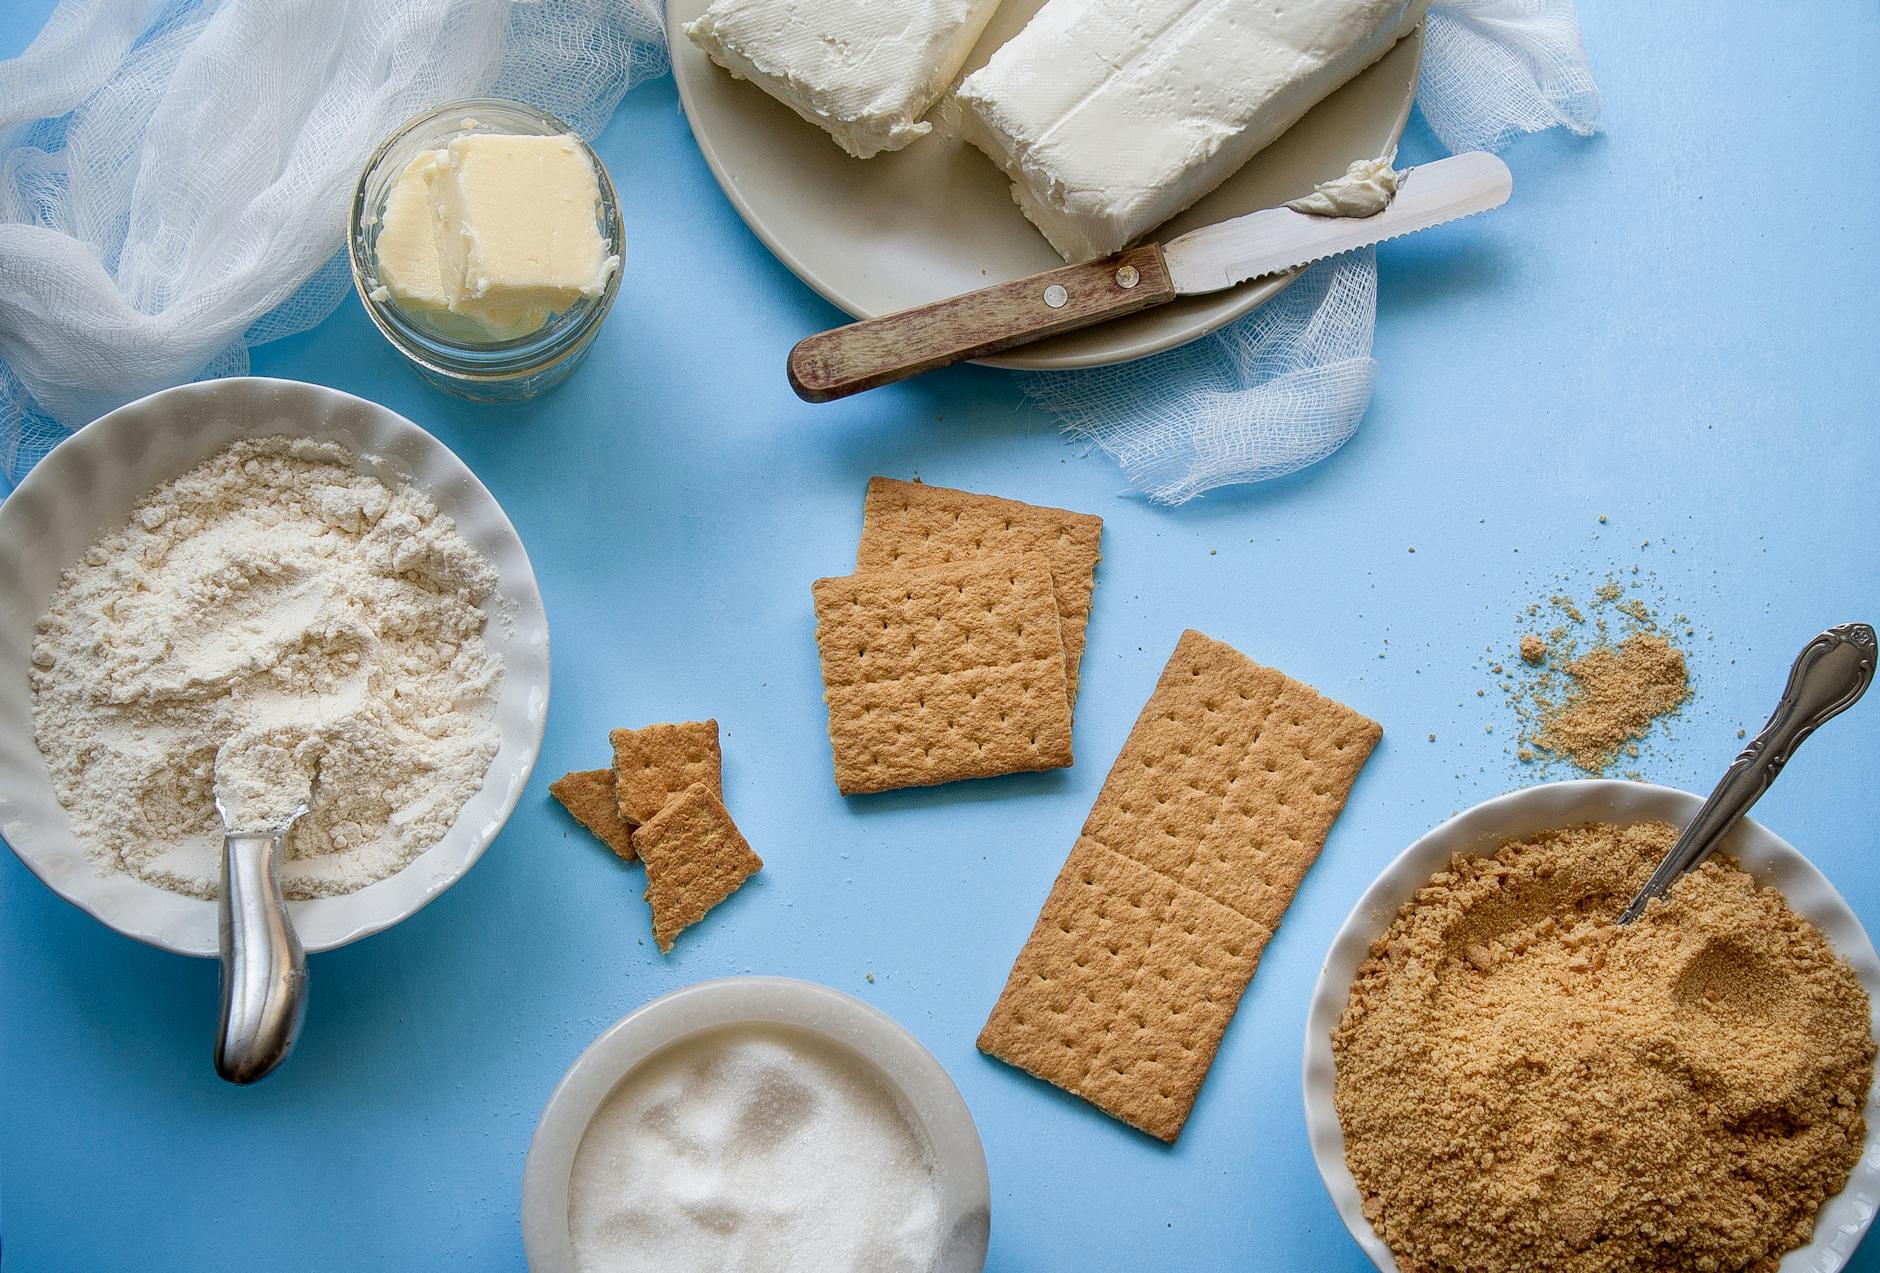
[549, 769, 639, 862]
[609, 720, 723, 826]
[858, 477, 1102, 707]
[978, 629, 1381, 1142]
[812, 555, 1073, 795]
[634, 782, 763, 954]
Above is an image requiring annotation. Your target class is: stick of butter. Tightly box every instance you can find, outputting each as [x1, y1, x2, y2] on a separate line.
[373, 133, 617, 341]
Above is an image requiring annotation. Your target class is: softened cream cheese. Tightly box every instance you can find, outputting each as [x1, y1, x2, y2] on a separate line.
[372, 133, 616, 341]
[685, 0, 1003, 159]
[1287, 155, 1400, 217]
[954, 0, 1432, 261]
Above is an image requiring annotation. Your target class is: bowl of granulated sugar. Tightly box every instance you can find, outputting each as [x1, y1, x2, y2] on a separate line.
[522, 977, 990, 1273]
[1303, 780, 1880, 1273]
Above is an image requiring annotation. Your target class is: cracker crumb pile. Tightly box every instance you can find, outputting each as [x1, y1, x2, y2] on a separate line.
[1334, 822, 1873, 1273]
[1498, 578, 1691, 774]
[1537, 633, 1688, 772]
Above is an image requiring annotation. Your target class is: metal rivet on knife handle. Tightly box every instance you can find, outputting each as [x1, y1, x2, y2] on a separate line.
[1043, 284, 1068, 308]
[1115, 265, 1140, 289]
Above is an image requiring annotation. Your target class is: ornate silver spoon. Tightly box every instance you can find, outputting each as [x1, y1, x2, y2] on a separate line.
[1619, 622, 1876, 924]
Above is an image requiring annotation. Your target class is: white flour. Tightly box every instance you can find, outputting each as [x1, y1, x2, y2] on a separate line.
[30, 437, 504, 900]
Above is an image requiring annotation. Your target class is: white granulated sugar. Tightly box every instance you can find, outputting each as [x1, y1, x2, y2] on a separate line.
[568, 1025, 944, 1273]
[30, 436, 503, 900]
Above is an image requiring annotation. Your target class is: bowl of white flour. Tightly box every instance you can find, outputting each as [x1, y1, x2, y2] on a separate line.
[0, 377, 549, 956]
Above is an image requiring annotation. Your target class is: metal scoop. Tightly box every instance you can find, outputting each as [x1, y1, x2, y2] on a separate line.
[1618, 622, 1876, 924]
[211, 781, 311, 1084]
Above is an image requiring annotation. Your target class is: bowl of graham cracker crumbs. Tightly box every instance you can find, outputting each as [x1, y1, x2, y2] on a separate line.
[1303, 781, 1880, 1273]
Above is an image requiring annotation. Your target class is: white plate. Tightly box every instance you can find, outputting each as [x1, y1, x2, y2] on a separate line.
[522, 977, 991, 1272]
[0, 377, 550, 957]
[667, 0, 1423, 371]
[1302, 780, 1880, 1273]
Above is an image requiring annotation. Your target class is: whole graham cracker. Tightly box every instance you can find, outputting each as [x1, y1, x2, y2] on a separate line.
[978, 629, 1381, 1142]
[811, 555, 1074, 795]
[549, 769, 640, 862]
[856, 478, 1102, 707]
[608, 720, 722, 826]
[634, 782, 763, 954]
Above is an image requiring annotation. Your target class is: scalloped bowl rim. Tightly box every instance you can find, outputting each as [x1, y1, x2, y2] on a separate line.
[0, 377, 549, 956]
[1302, 779, 1880, 1273]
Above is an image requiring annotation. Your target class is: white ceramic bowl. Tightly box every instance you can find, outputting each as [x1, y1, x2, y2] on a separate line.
[522, 977, 991, 1272]
[0, 377, 550, 956]
[1303, 780, 1880, 1273]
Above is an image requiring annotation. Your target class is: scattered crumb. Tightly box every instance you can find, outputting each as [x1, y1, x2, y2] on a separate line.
[1519, 634, 1547, 665]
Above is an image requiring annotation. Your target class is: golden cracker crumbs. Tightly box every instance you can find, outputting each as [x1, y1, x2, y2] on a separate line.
[1536, 633, 1688, 773]
[1334, 822, 1872, 1273]
[1497, 577, 1692, 775]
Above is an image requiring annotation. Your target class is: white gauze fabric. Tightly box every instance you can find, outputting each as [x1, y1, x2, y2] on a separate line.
[0, 0, 665, 482]
[1024, 0, 1600, 504]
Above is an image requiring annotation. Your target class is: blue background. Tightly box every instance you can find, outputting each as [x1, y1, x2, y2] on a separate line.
[4, 3, 1878, 1269]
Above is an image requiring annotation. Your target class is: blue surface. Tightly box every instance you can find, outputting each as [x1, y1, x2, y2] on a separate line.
[4, 4, 1879, 1270]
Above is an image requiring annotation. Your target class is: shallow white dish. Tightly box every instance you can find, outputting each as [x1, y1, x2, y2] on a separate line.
[522, 977, 991, 1272]
[0, 377, 550, 957]
[1302, 780, 1880, 1273]
[667, 0, 1423, 371]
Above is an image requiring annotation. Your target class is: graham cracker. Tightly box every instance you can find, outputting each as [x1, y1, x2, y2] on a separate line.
[857, 478, 1102, 708]
[812, 555, 1074, 795]
[978, 629, 1382, 1142]
[608, 720, 722, 826]
[634, 782, 763, 954]
[548, 768, 639, 863]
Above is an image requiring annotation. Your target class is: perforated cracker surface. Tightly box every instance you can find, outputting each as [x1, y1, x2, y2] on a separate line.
[634, 782, 762, 954]
[812, 555, 1074, 795]
[857, 478, 1102, 707]
[979, 629, 1381, 1141]
[608, 720, 722, 827]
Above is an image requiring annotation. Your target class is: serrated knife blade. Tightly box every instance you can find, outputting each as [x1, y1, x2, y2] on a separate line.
[1162, 151, 1513, 295]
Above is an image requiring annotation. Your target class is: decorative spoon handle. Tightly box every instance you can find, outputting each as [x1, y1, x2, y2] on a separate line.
[1618, 622, 1876, 924]
[215, 830, 308, 1083]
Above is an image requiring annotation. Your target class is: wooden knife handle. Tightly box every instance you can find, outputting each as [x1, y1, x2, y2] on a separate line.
[787, 243, 1175, 403]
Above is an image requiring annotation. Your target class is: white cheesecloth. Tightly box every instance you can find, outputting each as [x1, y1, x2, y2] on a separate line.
[1022, 0, 1601, 503]
[0, 0, 665, 484]
[0, 0, 1594, 500]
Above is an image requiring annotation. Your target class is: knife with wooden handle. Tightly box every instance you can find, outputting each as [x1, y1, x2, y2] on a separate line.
[787, 151, 1512, 403]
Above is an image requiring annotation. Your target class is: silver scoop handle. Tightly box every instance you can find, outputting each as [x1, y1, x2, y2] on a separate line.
[216, 830, 308, 1083]
[1619, 622, 1876, 924]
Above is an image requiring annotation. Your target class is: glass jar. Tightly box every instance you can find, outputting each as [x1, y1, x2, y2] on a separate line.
[348, 100, 623, 402]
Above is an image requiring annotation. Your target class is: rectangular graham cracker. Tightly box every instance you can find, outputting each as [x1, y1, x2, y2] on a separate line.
[608, 720, 723, 827]
[812, 555, 1074, 795]
[634, 782, 763, 954]
[978, 629, 1382, 1142]
[856, 478, 1103, 708]
[549, 769, 640, 863]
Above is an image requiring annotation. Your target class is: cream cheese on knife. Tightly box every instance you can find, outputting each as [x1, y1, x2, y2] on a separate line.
[685, 0, 1003, 159]
[1288, 155, 1401, 217]
[954, 0, 1432, 261]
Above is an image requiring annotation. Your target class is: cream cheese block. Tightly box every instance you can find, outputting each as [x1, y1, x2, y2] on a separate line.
[955, 0, 1432, 261]
[685, 0, 1003, 159]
